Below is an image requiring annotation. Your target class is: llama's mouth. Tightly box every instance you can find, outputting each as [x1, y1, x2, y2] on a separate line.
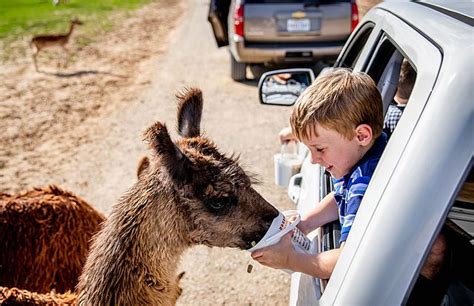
[241, 230, 267, 250]
[235, 242, 250, 249]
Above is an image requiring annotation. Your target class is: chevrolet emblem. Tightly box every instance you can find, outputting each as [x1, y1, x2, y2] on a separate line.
[292, 11, 306, 19]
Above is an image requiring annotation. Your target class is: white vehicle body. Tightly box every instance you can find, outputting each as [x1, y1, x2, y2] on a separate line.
[263, 1, 474, 305]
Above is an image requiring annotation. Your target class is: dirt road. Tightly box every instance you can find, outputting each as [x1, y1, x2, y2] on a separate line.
[1, 0, 293, 304]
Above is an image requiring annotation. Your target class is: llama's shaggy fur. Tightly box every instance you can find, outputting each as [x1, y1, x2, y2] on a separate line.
[77, 87, 278, 305]
[0, 286, 76, 305]
[0, 185, 105, 294]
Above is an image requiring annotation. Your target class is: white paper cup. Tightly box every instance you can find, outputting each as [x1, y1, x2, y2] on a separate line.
[248, 210, 300, 252]
[274, 153, 303, 187]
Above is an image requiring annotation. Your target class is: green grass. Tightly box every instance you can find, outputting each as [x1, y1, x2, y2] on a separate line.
[0, 0, 151, 39]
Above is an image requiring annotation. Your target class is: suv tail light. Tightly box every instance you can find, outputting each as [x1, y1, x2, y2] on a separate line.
[351, 3, 359, 32]
[234, 3, 244, 37]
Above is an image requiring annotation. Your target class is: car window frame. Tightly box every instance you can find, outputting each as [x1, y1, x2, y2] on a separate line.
[336, 21, 375, 70]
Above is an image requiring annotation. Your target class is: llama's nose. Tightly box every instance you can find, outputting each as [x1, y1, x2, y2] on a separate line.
[262, 205, 279, 224]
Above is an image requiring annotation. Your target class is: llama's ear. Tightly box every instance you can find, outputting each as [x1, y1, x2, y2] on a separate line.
[144, 122, 191, 182]
[136, 156, 150, 179]
[176, 87, 203, 138]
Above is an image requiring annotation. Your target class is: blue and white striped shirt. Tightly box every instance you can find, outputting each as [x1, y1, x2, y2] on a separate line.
[332, 133, 387, 243]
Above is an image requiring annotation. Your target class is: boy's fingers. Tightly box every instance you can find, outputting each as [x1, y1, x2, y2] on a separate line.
[251, 251, 263, 259]
[288, 215, 298, 222]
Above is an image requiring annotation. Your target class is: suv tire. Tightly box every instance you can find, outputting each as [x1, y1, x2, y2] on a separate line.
[230, 53, 246, 81]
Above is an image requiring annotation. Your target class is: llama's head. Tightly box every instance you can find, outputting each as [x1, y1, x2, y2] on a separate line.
[142, 88, 279, 250]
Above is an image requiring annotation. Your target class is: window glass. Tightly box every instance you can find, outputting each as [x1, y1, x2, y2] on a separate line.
[338, 25, 374, 69]
[407, 165, 474, 305]
[366, 36, 418, 139]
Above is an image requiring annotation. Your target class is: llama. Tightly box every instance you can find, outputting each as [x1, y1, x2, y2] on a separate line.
[77, 87, 279, 305]
[0, 185, 105, 294]
[0, 87, 279, 305]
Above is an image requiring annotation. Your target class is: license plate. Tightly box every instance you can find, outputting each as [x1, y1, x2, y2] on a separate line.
[287, 19, 310, 32]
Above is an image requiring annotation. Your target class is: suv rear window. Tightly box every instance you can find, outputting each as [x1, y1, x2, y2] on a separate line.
[245, 0, 350, 4]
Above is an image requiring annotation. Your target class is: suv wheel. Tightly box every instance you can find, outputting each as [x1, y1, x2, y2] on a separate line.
[230, 53, 246, 81]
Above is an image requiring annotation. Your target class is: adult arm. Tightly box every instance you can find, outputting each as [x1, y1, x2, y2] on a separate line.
[278, 126, 297, 144]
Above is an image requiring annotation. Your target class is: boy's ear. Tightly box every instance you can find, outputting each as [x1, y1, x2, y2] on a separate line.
[144, 121, 191, 183]
[355, 124, 373, 146]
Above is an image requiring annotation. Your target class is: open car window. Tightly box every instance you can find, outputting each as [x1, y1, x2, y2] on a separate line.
[407, 163, 474, 305]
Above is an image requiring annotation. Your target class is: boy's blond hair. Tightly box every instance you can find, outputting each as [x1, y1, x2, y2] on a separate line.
[290, 68, 383, 140]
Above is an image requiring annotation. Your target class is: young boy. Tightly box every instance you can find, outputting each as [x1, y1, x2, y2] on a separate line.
[252, 68, 386, 279]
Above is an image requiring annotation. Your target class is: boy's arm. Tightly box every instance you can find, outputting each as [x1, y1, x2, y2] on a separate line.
[251, 232, 344, 279]
[290, 245, 343, 279]
[298, 192, 339, 235]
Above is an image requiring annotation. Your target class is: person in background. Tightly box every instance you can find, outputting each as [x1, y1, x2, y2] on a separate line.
[383, 58, 417, 138]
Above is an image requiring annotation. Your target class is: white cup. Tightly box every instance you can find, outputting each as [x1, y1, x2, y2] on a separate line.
[274, 154, 303, 187]
[248, 210, 299, 252]
[248, 210, 314, 253]
[248, 210, 315, 273]
[274, 142, 303, 187]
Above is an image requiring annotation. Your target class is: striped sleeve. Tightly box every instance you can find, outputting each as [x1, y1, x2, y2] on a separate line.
[339, 176, 370, 242]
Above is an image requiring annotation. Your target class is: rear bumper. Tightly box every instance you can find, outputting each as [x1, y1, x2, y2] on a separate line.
[230, 35, 346, 64]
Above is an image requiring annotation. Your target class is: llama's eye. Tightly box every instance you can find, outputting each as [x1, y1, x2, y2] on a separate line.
[209, 200, 225, 210]
[205, 197, 236, 212]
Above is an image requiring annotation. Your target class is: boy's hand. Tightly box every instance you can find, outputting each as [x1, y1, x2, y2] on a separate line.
[250, 231, 296, 270]
[279, 126, 296, 144]
[296, 218, 311, 235]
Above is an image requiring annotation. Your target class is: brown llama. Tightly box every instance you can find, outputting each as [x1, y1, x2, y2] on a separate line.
[0, 185, 105, 294]
[77, 87, 279, 305]
[0, 87, 279, 305]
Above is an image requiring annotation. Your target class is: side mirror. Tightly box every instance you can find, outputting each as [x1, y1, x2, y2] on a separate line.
[258, 68, 315, 106]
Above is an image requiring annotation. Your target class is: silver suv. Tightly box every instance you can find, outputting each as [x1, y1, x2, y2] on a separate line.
[208, 0, 358, 81]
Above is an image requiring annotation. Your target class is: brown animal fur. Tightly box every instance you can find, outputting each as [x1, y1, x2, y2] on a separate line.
[0, 286, 76, 305]
[136, 155, 150, 178]
[0, 185, 105, 295]
[76, 87, 278, 305]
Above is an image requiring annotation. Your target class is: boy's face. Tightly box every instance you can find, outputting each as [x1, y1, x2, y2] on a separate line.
[301, 123, 372, 179]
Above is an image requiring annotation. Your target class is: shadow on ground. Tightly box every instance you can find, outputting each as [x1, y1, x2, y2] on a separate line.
[39, 69, 128, 78]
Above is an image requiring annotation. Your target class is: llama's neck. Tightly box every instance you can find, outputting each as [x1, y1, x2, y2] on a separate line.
[112, 191, 189, 266]
[78, 182, 190, 304]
